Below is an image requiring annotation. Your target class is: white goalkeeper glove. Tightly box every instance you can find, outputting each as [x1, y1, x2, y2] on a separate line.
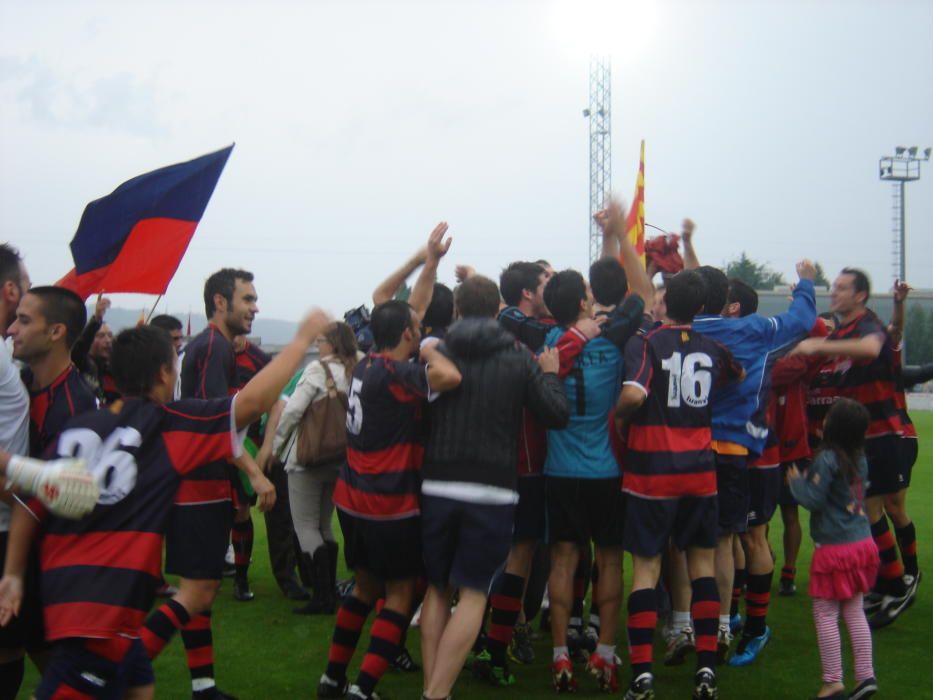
[6, 456, 99, 519]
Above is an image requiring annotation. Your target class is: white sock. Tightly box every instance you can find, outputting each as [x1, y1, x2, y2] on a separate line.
[719, 614, 731, 628]
[553, 646, 569, 661]
[596, 643, 615, 662]
[672, 610, 691, 630]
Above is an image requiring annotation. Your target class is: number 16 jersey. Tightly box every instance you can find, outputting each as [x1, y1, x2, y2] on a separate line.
[622, 325, 743, 499]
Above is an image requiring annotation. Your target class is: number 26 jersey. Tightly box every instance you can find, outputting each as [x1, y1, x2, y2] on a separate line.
[622, 325, 743, 499]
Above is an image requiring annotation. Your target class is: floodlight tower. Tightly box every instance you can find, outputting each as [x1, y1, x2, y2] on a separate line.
[879, 146, 931, 283]
[584, 56, 611, 265]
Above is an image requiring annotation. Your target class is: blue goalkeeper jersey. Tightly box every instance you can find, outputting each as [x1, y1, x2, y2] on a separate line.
[692, 279, 816, 456]
[542, 327, 621, 479]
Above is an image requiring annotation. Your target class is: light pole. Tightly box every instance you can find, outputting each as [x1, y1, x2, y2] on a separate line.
[584, 56, 611, 265]
[879, 146, 931, 284]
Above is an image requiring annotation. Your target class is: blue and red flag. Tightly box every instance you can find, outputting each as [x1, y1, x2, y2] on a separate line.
[57, 145, 233, 300]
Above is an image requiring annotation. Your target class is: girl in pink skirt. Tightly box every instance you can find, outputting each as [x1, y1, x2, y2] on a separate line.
[788, 398, 879, 700]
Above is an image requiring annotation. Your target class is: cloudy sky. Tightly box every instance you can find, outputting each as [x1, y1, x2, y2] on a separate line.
[2, 0, 931, 323]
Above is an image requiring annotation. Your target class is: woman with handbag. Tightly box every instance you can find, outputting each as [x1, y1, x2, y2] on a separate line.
[274, 321, 362, 614]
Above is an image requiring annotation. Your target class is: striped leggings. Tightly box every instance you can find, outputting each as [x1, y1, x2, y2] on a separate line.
[812, 594, 874, 684]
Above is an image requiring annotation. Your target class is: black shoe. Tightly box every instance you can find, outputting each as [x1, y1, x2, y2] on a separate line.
[192, 688, 239, 700]
[863, 591, 883, 615]
[281, 578, 310, 601]
[232, 577, 254, 602]
[850, 676, 878, 700]
[222, 562, 236, 578]
[869, 572, 920, 629]
[391, 646, 420, 672]
[693, 667, 718, 699]
[623, 672, 654, 700]
[317, 673, 347, 699]
[778, 578, 796, 596]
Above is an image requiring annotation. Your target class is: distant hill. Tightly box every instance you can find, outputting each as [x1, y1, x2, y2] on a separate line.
[92, 307, 300, 346]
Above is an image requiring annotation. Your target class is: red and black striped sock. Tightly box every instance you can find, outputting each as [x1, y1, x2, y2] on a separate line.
[140, 598, 191, 659]
[691, 576, 719, 671]
[180, 611, 215, 690]
[487, 573, 525, 665]
[325, 595, 373, 682]
[355, 607, 408, 697]
[780, 566, 796, 586]
[730, 567, 746, 617]
[626, 587, 657, 678]
[895, 521, 919, 578]
[743, 571, 773, 638]
[232, 518, 254, 580]
[871, 516, 906, 595]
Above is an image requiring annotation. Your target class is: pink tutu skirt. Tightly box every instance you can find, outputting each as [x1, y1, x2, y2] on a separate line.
[809, 537, 880, 600]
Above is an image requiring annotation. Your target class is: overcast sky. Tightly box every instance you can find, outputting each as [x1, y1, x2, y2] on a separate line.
[2, 0, 931, 322]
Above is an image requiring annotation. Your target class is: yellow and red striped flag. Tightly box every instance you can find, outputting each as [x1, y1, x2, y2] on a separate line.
[625, 140, 646, 266]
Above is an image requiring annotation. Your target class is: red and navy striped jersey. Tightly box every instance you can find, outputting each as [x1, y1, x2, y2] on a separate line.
[22, 365, 98, 458]
[622, 325, 742, 499]
[821, 310, 902, 439]
[891, 345, 917, 439]
[333, 353, 428, 520]
[234, 341, 271, 389]
[177, 324, 237, 505]
[25, 396, 241, 642]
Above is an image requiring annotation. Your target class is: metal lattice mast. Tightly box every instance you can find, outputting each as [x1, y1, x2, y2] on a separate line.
[890, 182, 904, 282]
[879, 146, 930, 284]
[584, 56, 611, 265]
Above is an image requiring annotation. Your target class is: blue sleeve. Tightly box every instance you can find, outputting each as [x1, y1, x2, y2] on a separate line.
[764, 279, 817, 353]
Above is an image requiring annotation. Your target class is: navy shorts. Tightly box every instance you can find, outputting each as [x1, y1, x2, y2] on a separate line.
[779, 459, 810, 507]
[165, 502, 235, 579]
[624, 494, 718, 557]
[865, 435, 915, 497]
[747, 466, 781, 528]
[337, 509, 423, 582]
[715, 452, 749, 536]
[421, 494, 513, 593]
[545, 476, 625, 547]
[513, 476, 546, 542]
[36, 637, 153, 700]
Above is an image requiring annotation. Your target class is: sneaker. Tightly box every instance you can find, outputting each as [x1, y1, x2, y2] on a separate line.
[232, 577, 254, 602]
[663, 626, 695, 666]
[716, 625, 733, 664]
[728, 626, 771, 667]
[345, 684, 382, 700]
[317, 673, 347, 699]
[778, 578, 797, 596]
[476, 657, 515, 688]
[470, 648, 492, 676]
[552, 653, 577, 693]
[693, 667, 718, 700]
[508, 622, 535, 665]
[585, 652, 620, 692]
[582, 624, 599, 655]
[391, 646, 420, 673]
[869, 572, 920, 630]
[623, 672, 654, 700]
[281, 578, 310, 601]
[863, 590, 884, 615]
[729, 613, 743, 634]
[850, 676, 878, 700]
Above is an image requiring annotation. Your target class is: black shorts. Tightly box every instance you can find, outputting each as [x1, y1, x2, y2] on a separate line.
[545, 477, 625, 548]
[35, 638, 154, 700]
[165, 502, 235, 580]
[513, 476, 546, 542]
[624, 495, 718, 557]
[865, 435, 915, 497]
[715, 452, 749, 536]
[779, 459, 810, 507]
[337, 509, 423, 582]
[421, 495, 513, 593]
[0, 534, 46, 653]
[747, 466, 781, 528]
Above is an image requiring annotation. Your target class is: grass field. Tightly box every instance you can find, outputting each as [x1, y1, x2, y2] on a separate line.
[19, 414, 933, 699]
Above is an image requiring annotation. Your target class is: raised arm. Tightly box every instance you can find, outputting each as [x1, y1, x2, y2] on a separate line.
[421, 342, 462, 392]
[602, 200, 654, 305]
[373, 250, 426, 307]
[888, 279, 910, 346]
[681, 218, 699, 270]
[408, 222, 452, 320]
[594, 209, 619, 259]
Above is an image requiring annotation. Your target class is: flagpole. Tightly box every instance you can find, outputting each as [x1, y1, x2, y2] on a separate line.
[145, 295, 163, 324]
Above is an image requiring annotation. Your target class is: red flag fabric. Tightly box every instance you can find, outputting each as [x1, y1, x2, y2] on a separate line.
[624, 140, 646, 266]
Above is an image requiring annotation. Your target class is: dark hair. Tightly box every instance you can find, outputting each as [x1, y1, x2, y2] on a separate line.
[204, 268, 254, 317]
[111, 326, 175, 397]
[0, 244, 23, 287]
[818, 311, 836, 321]
[455, 276, 501, 319]
[840, 267, 871, 303]
[589, 256, 628, 307]
[423, 283, 454, 330]
[28, 286, 86, 348]
[727, 278, 758, 317]
[820, 398, 870, 484]
[543, 270, 587, 327]
[149, 314, 183, 333]
[370, 300, 415, 350]
[695, 265, 729, 315]
[664, 270, 707, 324]
[322, 321, 360, 378]
[500, 262, 545, 307]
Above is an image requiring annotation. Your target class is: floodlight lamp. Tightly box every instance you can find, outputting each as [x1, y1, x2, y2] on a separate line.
[925, 147, 932, 159]
[895, 146, 907, 155]
[583, 108, 591, 117]
[908, 146, 918, 157]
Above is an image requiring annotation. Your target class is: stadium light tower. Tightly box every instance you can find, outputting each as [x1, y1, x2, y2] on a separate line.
[879, 146, 931, 283]
[583, 56, 611, 265]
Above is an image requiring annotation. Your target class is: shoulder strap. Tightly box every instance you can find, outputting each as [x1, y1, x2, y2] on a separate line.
[320, 360, 338, 398]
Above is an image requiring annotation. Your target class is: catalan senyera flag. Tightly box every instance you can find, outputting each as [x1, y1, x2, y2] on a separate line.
[57, 145, 233, 301]
[624, 140, 646, 266]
